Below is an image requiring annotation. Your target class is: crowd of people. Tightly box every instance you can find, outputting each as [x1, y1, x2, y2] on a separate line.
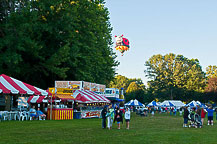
[183, 105, 215, 128]
[101, 104, 131, 130]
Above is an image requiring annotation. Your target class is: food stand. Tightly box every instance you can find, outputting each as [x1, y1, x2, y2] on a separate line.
[54, 81, 110, 119]
[73, 90, 110, 119]
[47, 88, 74, 120]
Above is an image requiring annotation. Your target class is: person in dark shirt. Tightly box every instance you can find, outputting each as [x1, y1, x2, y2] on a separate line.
[196, 105, 202, 126]
[114, 109, 123, 129]
[101, 106, 107, 129]
[183, 106, 189, 127]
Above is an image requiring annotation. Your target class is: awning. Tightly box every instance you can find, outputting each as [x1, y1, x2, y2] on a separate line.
[0, 74, 48, 96]
[27, 96, 46, 103]
[73, 90, 110, 103]
[56, 94, 74, 101]
[107, 97, 124, 102]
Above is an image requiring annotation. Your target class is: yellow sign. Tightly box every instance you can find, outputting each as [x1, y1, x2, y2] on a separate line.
[49, 88, 73, 95]
[49, 88, 55, 94]
[57, 88, 73, 95]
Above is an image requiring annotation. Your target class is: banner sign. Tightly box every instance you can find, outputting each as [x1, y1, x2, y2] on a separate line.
[81, 110, 101, 118]
[55, 81, 82, 90]
[56, 88, 73, 95]
[55, 81, 106, 93]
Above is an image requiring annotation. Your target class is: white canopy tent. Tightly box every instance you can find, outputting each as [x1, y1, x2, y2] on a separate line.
[160, 100, 185, 108]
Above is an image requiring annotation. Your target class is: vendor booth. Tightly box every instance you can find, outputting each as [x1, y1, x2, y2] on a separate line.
[0, 74, 49, 121]
[0, 74, 48, 111]
[73, 90, 110, 119]
[47, 88, 74, 120]
[53, 81, 110, 119]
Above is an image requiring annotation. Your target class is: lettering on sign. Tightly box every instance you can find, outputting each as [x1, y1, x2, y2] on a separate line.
[81, 111, 101, 118]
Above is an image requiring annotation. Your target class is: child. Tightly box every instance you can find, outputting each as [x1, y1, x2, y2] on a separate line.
[207, 107, 214, 125]
[125, 108, 131, 129]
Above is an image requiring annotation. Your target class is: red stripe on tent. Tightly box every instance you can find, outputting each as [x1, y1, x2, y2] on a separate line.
[87, 91, 110, 102]
[27, 96, 34, 103]
[75, 93, 91, 103]
[84, 91, 102, 101]
[78, 90, 97, 102]
[0, 82, 11, 93]
[36, 96, 45, 103]
[23, 83, 41, 95]
[1, 74, 27, 94]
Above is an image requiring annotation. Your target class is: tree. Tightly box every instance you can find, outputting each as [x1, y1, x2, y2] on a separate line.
[204, 77, 217, 102]
[145, 53, 205, 100]
[206, 65, 217, 79]
[109, 75, 129, 90]
[109, 75, 147, 103]
[126, 82, 140, 93]
[0, 0, 118, 88]
[125, 82, 146, 103]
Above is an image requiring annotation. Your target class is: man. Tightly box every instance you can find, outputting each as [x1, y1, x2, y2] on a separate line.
[101, 106, 107, 129]
[29, 106, 37, 120]
[37, 108, 46, 120]
[107, 104, 114, 130]
[183, 106, 189, 127]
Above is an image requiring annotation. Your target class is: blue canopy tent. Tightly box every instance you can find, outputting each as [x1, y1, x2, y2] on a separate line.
[185, 100, 207, 108]
[169, 102, 174, 107]
[125, 99, 144, 106]
[147, 101, 158, 106]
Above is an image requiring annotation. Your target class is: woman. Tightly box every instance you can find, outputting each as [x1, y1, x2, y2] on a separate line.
[125, 108, 131, 129]
[114, 108, 123, 129]
[201, 108, 207, 126]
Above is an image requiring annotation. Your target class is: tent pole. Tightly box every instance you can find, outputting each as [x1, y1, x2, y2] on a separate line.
[50, 93, 52, 120]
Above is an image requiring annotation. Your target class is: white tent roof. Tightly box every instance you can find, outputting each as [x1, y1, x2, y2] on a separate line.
[160, 100, 185, 107]
[125, 99, 144, 106]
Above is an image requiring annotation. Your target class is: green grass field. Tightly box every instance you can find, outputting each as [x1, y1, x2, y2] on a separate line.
[0, 113, 216, 144]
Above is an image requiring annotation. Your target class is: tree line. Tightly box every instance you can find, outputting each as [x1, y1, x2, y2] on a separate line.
[0, 0, 119, 89]
[110, 53, 217, 103]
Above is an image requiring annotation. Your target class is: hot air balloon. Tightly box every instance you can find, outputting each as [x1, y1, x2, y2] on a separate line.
[115, 35, 130, 56]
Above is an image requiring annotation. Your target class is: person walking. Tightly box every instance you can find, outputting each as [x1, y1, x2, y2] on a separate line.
[101, 106, 107, 129]
[125, 108, 131, 129]
[183, 106, 189, 127]
[114, 108, 123, 129]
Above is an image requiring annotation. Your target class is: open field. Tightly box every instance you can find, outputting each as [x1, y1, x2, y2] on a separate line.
[0, 113, 216, 144]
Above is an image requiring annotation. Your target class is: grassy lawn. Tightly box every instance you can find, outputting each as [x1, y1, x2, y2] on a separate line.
[0, 113, 216, 144]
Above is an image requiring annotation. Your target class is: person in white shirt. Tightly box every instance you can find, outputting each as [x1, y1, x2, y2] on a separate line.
[125, 108, 131, 129]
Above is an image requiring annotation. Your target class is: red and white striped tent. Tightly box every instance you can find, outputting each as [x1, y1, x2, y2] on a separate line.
[0, 74, 48, 96]
[27, 96, 46, 103]
[73, 90, 110, 103]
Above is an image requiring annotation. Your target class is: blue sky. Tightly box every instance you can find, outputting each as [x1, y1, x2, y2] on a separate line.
[105, 0, 217, 85]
